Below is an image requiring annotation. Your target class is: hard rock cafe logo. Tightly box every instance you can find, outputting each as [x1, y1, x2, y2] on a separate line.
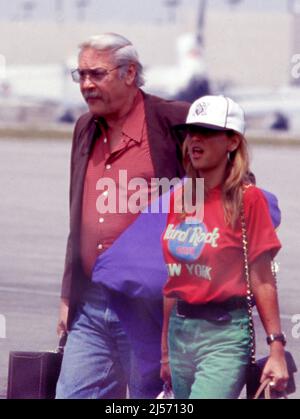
[194, 102, 208, 117]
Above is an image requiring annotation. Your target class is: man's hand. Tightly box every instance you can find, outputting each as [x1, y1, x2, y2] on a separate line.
[160, 360, 172, 388]
[57, 298, 69, 336]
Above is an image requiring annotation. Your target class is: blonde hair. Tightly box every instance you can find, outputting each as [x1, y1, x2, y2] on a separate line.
[182, 131, 250, 228]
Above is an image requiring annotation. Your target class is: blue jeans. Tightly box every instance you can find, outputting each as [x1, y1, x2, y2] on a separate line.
[56, 283, 158, 399]
[168, 307, 251, 399]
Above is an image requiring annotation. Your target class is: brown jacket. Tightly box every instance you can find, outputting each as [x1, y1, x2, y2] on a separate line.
[61, 91, 190, 325]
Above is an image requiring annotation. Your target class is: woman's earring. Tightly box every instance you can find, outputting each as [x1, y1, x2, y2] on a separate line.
[227, 152, 232, 162]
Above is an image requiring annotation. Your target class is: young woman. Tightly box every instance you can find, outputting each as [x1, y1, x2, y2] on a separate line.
[160, 95, 289, 399]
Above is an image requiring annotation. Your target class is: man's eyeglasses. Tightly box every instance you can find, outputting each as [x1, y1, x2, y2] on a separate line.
[71, 66, 121, 83]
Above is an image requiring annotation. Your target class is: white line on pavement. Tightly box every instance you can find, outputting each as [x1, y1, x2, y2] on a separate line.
[0, 286, 59, 297]
[0, 287, 296, 321]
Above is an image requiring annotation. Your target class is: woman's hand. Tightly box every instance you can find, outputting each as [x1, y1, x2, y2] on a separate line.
[161, 297, 176, 389]
[261, 346, 289, 393]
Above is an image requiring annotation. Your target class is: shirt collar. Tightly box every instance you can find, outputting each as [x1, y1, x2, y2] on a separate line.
[93, 90, 145, 145]
[121, 89, 145, 145]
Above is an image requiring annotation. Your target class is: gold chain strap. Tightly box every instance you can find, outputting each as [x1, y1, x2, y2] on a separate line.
[240, 199, 256, 365]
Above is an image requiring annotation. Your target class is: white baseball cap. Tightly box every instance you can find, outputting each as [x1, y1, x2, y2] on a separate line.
[177, 95, 245, 136]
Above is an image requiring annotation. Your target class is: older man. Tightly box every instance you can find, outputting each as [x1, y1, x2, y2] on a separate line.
[55, 33, 189, 399]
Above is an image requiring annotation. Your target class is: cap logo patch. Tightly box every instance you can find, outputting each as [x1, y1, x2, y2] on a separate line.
[194, 102, 208, 117]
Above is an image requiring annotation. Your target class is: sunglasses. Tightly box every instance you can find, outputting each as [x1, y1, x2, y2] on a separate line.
[71, 65, 122, 83]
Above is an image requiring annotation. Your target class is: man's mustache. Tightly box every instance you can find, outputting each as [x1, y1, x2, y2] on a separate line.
[83, 91, 103, 101]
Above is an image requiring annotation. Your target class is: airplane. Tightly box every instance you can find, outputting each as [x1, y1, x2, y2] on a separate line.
[0, 61, 86, 124]
[223, 84, 300, 132]
[0, 31, 209, 125]
[3, 48, 299, 132]
[1, 0, 299, 132]
[143, 31, 210, 101]
[0, 0, 210, 124]
[144, 0, 210, 101]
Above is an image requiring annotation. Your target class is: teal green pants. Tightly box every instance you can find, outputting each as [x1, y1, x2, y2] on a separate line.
[168, 307, 251, 399]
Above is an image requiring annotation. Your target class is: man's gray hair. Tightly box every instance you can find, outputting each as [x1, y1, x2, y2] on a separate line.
[79, 33, 145, 87]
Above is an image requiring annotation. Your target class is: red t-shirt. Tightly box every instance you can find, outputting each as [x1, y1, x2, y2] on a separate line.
[162, 183, 281, 304]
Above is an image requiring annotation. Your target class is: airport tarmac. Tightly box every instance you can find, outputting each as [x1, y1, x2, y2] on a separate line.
[0, 137, 299, 399]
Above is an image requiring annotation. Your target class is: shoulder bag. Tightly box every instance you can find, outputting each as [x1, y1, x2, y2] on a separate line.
[240, 204, 297, 399]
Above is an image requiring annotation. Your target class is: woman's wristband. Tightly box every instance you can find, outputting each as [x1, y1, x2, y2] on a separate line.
[160, 360, 170, 365]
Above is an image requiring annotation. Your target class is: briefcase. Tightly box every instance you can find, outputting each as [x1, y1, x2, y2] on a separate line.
[7, 334, 67, 400]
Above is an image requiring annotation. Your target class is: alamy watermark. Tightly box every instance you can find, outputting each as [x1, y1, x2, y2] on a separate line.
[96, 173, 205, 221]
[0, 314, 6, 339]
[291, 314, 300, 339]
[0, 54, 6, 79]
[291, 54, 300, 80]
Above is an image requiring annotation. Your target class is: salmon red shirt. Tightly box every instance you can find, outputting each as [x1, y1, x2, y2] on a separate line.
[162, 184, 281, 304]
[80, 91, 155, 277]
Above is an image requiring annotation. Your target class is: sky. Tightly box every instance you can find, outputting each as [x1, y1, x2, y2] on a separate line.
[0, 0, 289, 23]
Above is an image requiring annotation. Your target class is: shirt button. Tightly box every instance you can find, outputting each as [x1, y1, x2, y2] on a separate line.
[104, 138, 108, 144]
[99, 218, 105, 224]
[97, 244, 103, 250]
[106, 164, 111, 170]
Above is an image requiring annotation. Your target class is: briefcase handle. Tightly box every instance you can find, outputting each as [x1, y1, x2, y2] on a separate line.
[56, 332, 68, 354]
